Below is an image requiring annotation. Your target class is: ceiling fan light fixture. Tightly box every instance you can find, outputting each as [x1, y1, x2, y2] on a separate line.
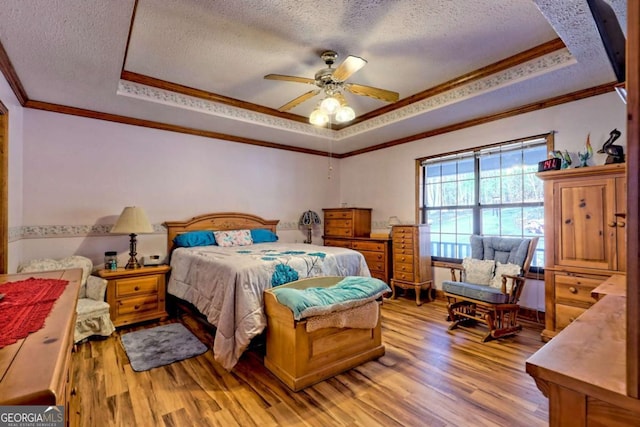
[309, 108, 329, 126]
[335, 105, 355, 123]
[320, 96, 340, 114]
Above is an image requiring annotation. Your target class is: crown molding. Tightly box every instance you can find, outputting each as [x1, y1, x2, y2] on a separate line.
[118, 46, 575, 141]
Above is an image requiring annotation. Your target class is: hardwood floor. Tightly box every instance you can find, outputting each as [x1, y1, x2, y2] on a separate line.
[70, 297, 548, 426]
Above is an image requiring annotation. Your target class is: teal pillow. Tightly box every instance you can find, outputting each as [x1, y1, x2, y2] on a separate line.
[173, 230, 216, 247]
[250, 228, 278, 243]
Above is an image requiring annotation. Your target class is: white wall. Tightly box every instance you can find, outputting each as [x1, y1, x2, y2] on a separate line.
[339, 92, 627, 310]
[7, 86, 627, 311]
[0, 70, 25, 272]
[19, 109, 341, 269]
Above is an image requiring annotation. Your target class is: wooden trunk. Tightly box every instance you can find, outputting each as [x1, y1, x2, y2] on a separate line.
[263, 276, 385, 391]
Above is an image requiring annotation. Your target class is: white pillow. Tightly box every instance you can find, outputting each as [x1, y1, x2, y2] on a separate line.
[213, 229, 253, 247]
[490, 262, 522, 293]
[462, 258, 495, 285]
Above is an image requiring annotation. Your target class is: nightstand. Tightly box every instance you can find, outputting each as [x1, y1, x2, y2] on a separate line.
[97, 265, 170, 327]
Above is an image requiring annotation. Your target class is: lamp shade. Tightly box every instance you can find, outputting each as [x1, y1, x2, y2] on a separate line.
[110, 206, 154, 234]
[299, 210, 321, 226]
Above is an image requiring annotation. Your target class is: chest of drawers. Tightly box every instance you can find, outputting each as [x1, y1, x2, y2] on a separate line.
[322, 208, 371, 238]
[324, 236, 392, 283]
[98, 265, 170, 327]
[322, 207, 392, 283]
[391, 225, 432, 305]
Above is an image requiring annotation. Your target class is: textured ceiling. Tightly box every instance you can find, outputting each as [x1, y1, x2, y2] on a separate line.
[0, 0, 627, 155]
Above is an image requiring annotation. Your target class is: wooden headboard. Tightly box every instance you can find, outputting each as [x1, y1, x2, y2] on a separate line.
[164, 212, 280, 254]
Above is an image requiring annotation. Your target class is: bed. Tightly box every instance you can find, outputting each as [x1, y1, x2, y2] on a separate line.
[164, 212, 371, 370]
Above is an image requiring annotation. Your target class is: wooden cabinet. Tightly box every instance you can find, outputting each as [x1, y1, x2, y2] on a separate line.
[390, 225, 433, 305]
[322, 208, 392, 283]
[0, 269, 80, 423]
[527, 275, 640, 426]
[98, 265, 170, 327]
[322, 208, 371, 238]
[537, 164, 626, 340]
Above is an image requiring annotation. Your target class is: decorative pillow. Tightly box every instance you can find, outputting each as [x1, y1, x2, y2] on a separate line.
[214, 229, 253, 247]
[462, 257, 495, 285]
[250, 228, 278, 243]
[173, 230, 216, 247]
[490, 262, 522, 293]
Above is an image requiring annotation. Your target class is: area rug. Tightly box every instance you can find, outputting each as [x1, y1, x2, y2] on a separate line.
[121, 323, 208, 372]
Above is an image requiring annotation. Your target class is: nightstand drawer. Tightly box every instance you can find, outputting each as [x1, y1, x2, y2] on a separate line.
[351, 241, 385, 252]
[99, 265, 170, 327]
[115, 275, 160, 298]
[117, 294, 159, 317]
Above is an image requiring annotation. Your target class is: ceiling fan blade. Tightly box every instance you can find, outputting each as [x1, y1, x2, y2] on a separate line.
[264, 74, 315, 85]
[332, 55, 367, 82]
[345, 83, 399, 103]
[278, 89, 320, 112]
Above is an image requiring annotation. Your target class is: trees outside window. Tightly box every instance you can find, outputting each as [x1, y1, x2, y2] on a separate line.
[418, 134, 552, 270]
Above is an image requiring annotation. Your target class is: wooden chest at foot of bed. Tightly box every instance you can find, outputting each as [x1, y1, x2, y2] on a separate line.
[263, 276, 385, 391]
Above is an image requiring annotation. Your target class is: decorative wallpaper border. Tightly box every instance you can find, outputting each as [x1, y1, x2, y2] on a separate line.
[118, 48, 574, 142]
[9, 221, 306, 240]
[8, 219, 408, 242]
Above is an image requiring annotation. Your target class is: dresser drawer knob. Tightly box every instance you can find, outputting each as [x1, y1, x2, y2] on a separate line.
[134, 286, 140, 291]
[134, 305, 140, 310]
[569, 286, 577, 294]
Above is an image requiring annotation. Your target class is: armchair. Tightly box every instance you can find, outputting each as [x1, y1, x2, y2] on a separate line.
[442, 235, 538, 342]
[18, 255, 115, 343]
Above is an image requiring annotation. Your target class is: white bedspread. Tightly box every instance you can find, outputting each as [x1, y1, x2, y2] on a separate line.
[167, 242, 370, 370]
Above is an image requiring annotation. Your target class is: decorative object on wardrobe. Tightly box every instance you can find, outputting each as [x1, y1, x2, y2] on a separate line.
[299, 210, 321, 244]
[111, 206, 154, 269]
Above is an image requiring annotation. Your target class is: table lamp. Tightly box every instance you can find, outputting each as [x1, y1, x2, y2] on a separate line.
[299, 210, 321, 244]
[110, 206, 154, 269]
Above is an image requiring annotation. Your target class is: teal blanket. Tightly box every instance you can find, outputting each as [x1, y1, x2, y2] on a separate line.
[271, 276, 390, 320]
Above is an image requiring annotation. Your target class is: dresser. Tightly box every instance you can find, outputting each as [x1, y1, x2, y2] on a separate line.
[322, 208, 392, 283]
[537, 164, 626, 341]
[98, 265, 170, 327]
[0, 269, 81, 422]
[390, 225, 432, 305]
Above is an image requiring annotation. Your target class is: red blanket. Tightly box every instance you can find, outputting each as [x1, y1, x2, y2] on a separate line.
[0, 277, 69, 348]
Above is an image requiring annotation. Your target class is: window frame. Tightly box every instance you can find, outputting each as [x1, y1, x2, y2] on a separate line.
[415, 132, 554, 273]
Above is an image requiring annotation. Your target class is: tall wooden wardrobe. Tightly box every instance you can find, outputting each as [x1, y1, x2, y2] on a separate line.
[537, 163, 626, 341]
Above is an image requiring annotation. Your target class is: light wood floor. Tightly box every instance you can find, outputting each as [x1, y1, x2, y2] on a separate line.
[70, 297, 549, 426]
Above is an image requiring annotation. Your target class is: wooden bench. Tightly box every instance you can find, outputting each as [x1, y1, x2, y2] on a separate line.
[263, 276, 385, 391]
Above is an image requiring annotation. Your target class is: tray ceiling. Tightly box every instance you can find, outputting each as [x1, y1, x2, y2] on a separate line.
[0, 0, 627, 155]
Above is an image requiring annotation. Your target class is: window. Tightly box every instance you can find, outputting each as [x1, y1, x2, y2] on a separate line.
[418, 134, 552, 270]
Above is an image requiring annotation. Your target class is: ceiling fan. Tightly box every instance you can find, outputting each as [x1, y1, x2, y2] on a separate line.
[264, 50, 399, 121]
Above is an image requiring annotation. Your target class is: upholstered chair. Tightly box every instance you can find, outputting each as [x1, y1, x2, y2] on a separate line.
[442, 235, 538, 342]
[18, 255, 115, 343]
